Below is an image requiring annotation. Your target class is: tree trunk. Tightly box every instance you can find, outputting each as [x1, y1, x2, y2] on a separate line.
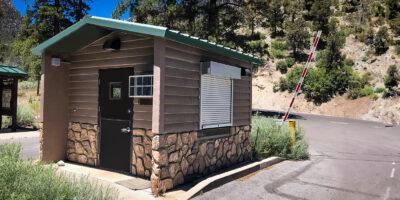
[207, 0, 217, 36]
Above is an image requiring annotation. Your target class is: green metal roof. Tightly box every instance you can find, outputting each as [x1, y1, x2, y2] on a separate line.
[32, 16, 261, 64]
[0, 65, 28, 78]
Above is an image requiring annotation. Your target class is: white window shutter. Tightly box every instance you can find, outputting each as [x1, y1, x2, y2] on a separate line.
[200, 75, 233, 129]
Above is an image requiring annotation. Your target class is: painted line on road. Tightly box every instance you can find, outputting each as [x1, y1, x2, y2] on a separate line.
[393, 161, 396, 165]
[329, 121, 349, 125]
[390, 168, 395, 178]
[383, 187, 391, 200]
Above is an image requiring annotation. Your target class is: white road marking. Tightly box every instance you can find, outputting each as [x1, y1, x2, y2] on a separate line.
[329, 121, 349, 125]
[383, 187, 391, 200]
[390, 168, 395, 178]
[393, 161, 396, 165]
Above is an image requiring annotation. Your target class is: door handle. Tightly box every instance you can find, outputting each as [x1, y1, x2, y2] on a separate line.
[121, 127, 131, 134]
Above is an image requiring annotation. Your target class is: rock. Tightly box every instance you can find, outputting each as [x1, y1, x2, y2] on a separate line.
[144, 155, 152, 169]
[152, 135, 163, 150]
[133, 136, 142, 144]
[217, 144, 223, 159]
[210, 157, 217, 165]
[151, 174, 161, 195]
[67, 140, 75, 148]
[136, 158, 145, 175]
[88, 130, 96, 142]
[188, 131, 197, 146]
[132, 129, 145, 136]
[181, 132, 189, 144]
[231, 143, 237, 156]
[169, 163, 180, 177]
[81, 140, 91, 154]
[75, 142, 84, 154]
[146, 130, 154, 137]
[153, 150, 168, 166]
[187, 166, 193, 175]
[80, 129, 89, 140]
[77, 155, 87, 164]
[134, 145, 144, 157]
[244, 125, 250, 131]
[67, 130, 74, 140]
[181, 145, 189, 156]
[173, 171, 184, 185]
[145, 170, 150, 177]
[161, 178, 173, 191]
[71, 123, 81, 132]
[176, 135, 183, 149]
[199, 143, 207, 156]
[181, 157, 189, 175]
[169, 151, 179, 163]
[198, 157, 205, 173]
[57, 160, 65, 166]
[161, 167, 170, 179]
[166, 134, 177, 146]
[67, 153, 77, 161]
[74, 131, 81, 141]
[206, 143, 214, 157]
[87, 158, 95, 166]
[187, 154, 196, 164]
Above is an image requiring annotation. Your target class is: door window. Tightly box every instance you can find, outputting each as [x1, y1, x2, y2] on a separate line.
[109, 82, 122, 100]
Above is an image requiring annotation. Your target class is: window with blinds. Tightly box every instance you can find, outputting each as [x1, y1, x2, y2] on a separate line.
[200, 74, 233, 129]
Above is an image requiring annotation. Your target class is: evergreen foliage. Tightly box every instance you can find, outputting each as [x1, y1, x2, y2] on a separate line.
[384, 65, 399, 96]
[373, 26, 390, 55]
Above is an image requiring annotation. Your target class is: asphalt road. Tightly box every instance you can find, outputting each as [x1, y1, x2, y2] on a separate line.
[0, 131, 40, 160]
[194, 112, 400, 200]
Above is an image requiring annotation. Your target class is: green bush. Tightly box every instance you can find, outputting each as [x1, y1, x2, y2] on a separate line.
[344, 58, 355, 67]
[373, 26, 390, 55]
[276, 60, 288, 73]
[359, 86, 374, 97]
[271, 39, 287, 51]
[270, 48, 286, 59]
[0, 143, 118, 200]
[285, 58, 295, 67]
[17, 104, 36, 128]
[374, 87, 386, 93]
[251, 115, 309, 160]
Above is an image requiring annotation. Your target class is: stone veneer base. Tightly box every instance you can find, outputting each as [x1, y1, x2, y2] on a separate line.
[150, 125, 251, 195]
[66, 122, 98, 166]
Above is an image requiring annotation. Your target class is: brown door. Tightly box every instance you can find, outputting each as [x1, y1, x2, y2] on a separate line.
[99, 68, 133, 172]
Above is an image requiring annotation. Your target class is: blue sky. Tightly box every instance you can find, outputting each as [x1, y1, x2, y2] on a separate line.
[12, 0, 125, 18]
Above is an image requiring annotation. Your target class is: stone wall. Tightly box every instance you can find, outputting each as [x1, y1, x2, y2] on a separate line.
[66, 122, 98, 166]
[150, 125, 251, 195]
[132, 129, 153, 177]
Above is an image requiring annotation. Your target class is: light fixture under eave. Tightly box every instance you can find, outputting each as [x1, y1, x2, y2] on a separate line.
[103, 37, 121, 51]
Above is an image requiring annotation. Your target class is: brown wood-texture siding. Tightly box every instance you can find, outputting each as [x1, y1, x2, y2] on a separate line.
[162, 40, 252, 133]
[68, 33, 154, 129]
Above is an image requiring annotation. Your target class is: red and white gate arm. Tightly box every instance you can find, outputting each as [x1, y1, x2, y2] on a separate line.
[282, 31, 322, 122]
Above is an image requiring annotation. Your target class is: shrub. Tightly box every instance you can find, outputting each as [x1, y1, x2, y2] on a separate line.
[17, 104, 36, 128]
[19, 81, 37, 90]
[344, 58, 355, 67]
[374, 87, 386, 93]
[285, 58, 295, 67]
[251, 115, 309, 160]
[276, 60, 288, 73]
[373, 26, 390, 55]
[384, 65, 399, 96]
[0, 143, 118, 200]
[270, 48, 286, 59]
[271, 39, 287, 51]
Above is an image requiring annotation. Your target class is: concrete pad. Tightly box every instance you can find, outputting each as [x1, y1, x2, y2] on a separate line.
[0, 131, 39, 140]
[57, 162, 154, 200]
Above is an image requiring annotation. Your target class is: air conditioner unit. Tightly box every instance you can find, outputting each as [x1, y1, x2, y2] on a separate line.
[200, 61, 241, 79]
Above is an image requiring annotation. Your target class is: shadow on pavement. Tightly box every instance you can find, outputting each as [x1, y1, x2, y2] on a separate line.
[252, 109, 306, 120]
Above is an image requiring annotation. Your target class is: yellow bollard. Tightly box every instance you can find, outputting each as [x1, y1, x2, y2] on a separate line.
[288, 120, 296, 146]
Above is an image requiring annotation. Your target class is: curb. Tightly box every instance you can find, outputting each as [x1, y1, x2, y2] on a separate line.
[178, 156, 284, 200]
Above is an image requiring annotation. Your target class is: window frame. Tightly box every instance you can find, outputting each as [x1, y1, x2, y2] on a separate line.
[128, 74, 154, 98]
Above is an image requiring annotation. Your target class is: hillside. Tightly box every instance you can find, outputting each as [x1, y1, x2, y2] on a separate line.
[253, 34, 400, 125]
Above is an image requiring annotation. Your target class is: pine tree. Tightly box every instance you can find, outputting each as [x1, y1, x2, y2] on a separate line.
[317, 20, 346, 70]
[285, 18, 310, 59]
[373, 26, 390, 55]
[384, 65, 399, 91]
[266, 0, 284, 37]
[310, 0, 332, 35]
